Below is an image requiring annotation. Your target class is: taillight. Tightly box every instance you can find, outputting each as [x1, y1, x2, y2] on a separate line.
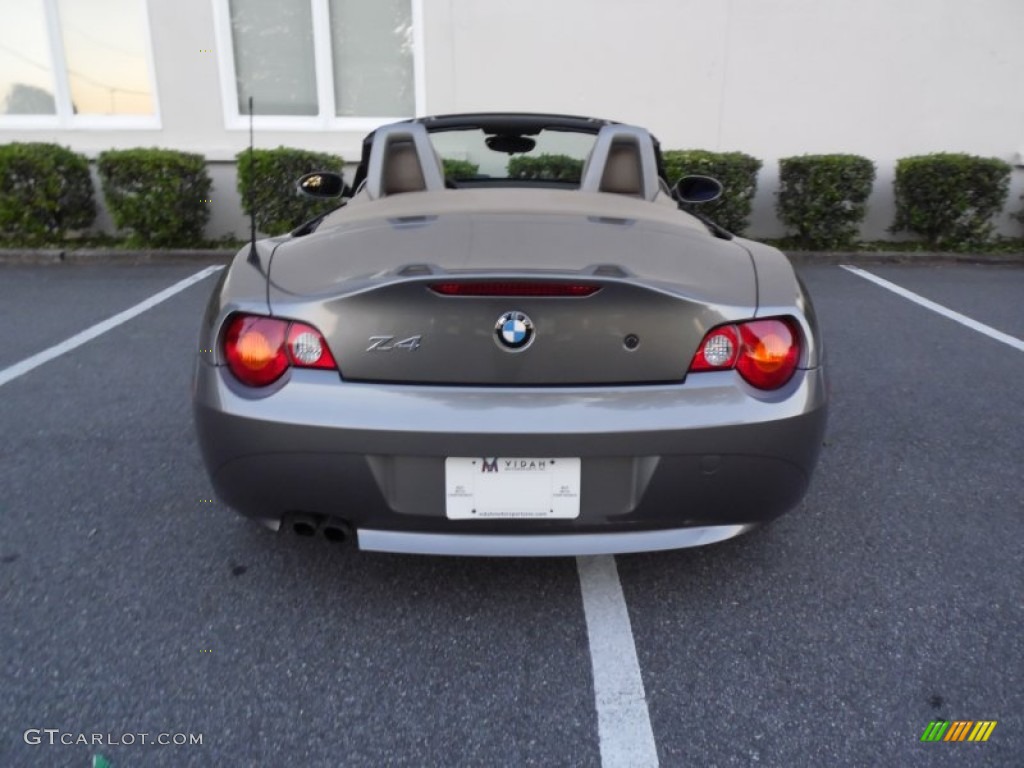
[286, 322, 337, 370]
[689, 325, 739, 371]
[430, 282, 601, 297]
[223, 314, 336, 387]
[736, 319, 800, 390]
[224, 316, 289, 386]
[688, 318, 801, 390]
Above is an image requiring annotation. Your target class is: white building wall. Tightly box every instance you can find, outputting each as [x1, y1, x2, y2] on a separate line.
[2, 0, 1022, 240]
[428, 0, 1024, 238]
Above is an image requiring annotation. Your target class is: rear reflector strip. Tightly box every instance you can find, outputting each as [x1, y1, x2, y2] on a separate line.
[430, 282, 601, 297]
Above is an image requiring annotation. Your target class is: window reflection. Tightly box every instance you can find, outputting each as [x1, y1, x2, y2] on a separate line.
[57, 0, 154, 115]
[329, 0, 413, 117]
[226, 0, 415, 119]
[229, 0, 318, 116]
[0, 1, 57, 115]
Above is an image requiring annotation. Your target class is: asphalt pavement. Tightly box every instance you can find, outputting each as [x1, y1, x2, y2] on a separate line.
[1, 262, 1021, 767]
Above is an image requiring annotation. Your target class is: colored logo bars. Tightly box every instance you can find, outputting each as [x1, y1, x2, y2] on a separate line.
[920, 720, 997, 742]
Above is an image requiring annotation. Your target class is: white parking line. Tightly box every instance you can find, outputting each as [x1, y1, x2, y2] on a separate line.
[841, 265, 1024, 352]
[0, 265, 224, 389]
[577, 555, 659, 768]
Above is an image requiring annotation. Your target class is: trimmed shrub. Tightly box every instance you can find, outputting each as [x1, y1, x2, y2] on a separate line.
[0, 142, 95, 243]
[507, 154, 583, 182]
[662, 150, 762, 234]
[777, 154, 875, 249]
[891, 153, 1011, 249]
[98, 148, 211, 247]
[441, 158, 480, 180]
[236, 147, 344, 235]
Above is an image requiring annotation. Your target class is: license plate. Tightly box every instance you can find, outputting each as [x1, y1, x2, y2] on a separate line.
[445, 457, 581, 520]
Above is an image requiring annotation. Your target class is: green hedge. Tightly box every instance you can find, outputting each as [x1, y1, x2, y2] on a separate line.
[777, 154, 876, 249]
[0, 142, 96, 243]
[662, 150, 762, 234]
[236, 147, 344, 235]
[507, 154, 583, 182]
[441, 158, 480, 180]
[98, 148, 211, 247]
[891, 153, 1011, 249]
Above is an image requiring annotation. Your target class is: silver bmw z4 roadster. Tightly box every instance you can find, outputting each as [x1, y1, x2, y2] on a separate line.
[192, 113, 827, 556]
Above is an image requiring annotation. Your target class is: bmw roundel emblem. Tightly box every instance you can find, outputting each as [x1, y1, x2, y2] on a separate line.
[495, 311, 535, 351]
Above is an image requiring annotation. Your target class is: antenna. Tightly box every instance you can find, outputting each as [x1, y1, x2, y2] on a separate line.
[247, 96, 256, 259]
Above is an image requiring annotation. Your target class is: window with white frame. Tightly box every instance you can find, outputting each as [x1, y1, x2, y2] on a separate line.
[0, 0, 158, 126]
[215, 0, 420, 129]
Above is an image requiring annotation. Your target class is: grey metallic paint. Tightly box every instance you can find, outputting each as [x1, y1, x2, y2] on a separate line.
[194, 364, 826, 534]
[192, 131, 827, 555]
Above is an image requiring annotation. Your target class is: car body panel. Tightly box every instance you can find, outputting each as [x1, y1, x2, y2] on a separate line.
[268, 190, 744, 298]
[197, 241, 275, 367]
[192, 113, 828, 556]
[194, 365, 826, 531]
[265, 191, 759, 385]
[739, 236, 825, 368]
[355, 526, 756, 557]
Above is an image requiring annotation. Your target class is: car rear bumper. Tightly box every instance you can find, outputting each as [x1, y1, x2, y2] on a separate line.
[357, 525, 755, 556]
[193, 361, 827, 553]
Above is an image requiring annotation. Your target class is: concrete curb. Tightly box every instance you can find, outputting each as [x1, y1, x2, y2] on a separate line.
[784, 250, 1024, 266]
[1, 248, 1022, 267]
[0, 248, 236, 265]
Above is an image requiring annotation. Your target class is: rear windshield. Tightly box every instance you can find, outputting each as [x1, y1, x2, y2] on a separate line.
[428, 127, 597, 185]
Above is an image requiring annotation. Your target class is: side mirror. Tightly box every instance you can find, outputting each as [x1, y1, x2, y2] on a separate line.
[674, 175, 723, 204]
[297, 171, 345, 199]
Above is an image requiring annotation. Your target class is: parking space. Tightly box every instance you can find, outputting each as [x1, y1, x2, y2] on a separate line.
[1, 272, 597, 767]
[621, 265, 1023, 767]
[1, 262, 1021, 766]
[845, 264, 1024, 340]
[0, 265, 214, 370]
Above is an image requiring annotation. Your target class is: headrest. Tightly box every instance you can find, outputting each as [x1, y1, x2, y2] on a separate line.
[579, 124, 659, 201]
[365, 122, 445, 198]
[383, 141, 426, 195]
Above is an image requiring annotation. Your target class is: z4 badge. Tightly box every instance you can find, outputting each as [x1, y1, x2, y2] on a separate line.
[366, 335, 422, 352]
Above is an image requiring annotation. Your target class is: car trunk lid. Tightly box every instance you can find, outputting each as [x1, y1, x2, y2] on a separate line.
[268, 208, 756, 385]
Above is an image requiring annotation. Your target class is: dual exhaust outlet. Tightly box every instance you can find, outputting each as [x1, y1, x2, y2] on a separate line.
[286, 513, 353, 544]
